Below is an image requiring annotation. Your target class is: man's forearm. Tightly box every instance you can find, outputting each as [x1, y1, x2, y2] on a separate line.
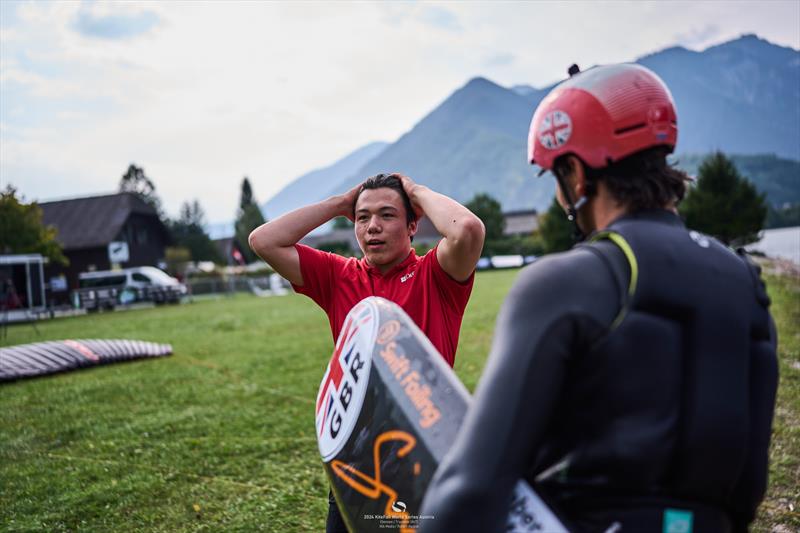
[249, 195, 348, 255]
[409, 185, 482, 241]
[402, 178, 484, 281]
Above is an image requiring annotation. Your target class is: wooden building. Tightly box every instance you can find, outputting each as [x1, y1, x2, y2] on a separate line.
[40, 193, 171, 303]
[502, 209, 539, 236]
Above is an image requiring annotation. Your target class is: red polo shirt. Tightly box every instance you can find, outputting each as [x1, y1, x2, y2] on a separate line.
[291, 244, 474, 367]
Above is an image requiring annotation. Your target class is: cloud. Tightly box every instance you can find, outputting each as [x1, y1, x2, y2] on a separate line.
[1, 0, 798, 224]
[56, 110, 89, 121]
[673, 24, 722, 49]
[72, 4, 159, 40]
[0, 1, 22, 29]
[419, 6, 461, 32]
[485, 52, 515, 68]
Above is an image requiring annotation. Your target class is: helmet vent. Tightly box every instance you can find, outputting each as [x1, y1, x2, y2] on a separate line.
[614, 122, 646, 135]
[604, 83, 667, 122]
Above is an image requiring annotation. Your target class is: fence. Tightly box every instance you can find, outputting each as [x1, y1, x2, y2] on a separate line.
[186, 274, 289, 298]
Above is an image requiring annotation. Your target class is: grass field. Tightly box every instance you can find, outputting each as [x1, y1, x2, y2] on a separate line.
[1, 268, 798, 532]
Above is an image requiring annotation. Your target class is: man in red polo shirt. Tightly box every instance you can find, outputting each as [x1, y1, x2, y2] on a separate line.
[248, 172, 485, 530]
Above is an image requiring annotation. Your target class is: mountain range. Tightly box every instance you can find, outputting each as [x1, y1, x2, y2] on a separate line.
[261, 34, 799, 221]
[263, 141, 388, 219]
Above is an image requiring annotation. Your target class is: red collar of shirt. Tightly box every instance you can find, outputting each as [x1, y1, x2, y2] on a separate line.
[360, 248, 419, 278]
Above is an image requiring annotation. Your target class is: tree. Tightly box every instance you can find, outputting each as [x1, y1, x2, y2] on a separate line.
[317, 240, 356, 257]
[239, 177, 255, 208]
[465, 193, 505, 255]
[766, 203, 800, 229]
[119, 164, 164, 217]
[0, 186, 68, 265]
[168, 200, 221, 263]
[500, 233, 544, 256]
[680, 152, 767, 246]
[179, 199, 206, 228]
[333, 217, 354, 229]
[235, 177, 266, 263]
[539, 197, 574, 254]
[465, 193, 505, 242]
[164, 246, 192, 278]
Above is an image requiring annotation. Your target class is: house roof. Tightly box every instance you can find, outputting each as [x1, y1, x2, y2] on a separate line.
[414, 216, 442, 244]
[503, 208, 538, 217]
[503, 210, 539, 235]
[40, 192, 164, 250]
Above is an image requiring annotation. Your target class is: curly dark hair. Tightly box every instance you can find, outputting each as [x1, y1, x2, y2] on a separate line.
[552, 146, 690, 212]
[354, 173, 416, 225]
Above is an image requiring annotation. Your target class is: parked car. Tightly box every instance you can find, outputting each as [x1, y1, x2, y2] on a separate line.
[476, 257, 492, 270]
[489, 255, 525, 269]
[74, 267, 187, 311]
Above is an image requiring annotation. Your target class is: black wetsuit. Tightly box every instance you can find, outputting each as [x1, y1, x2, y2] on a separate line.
[419, 210, 778, 533]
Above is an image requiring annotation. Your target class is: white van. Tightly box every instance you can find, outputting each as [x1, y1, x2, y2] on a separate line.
[75, 266, 187, 310]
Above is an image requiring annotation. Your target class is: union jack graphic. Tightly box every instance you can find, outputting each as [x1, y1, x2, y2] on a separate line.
[316, 304, 373, 438]
[538, 110, 572, 149]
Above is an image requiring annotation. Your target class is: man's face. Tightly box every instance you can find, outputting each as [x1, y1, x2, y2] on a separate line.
[354, 187, 416, 271]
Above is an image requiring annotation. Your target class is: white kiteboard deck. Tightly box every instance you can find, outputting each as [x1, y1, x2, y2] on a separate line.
[314, 297, 567, 532]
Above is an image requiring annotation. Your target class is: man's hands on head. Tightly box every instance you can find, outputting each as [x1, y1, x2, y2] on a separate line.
[248, 174, 484, 285]
[391, 174, 485, 282]
[338, 184, 363, 222]
[248, 187, 364, 287]
[396, 174, 425, 220]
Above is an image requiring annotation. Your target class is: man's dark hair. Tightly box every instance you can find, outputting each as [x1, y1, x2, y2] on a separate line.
[552, 146, 690, 212]
[354, 173, 416, 225]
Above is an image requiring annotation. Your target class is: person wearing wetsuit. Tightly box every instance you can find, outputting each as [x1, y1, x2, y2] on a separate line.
[419, 64, 778, 533]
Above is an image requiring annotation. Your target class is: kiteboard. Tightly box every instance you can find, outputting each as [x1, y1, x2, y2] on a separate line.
[315, 296, 566, 532]
[0, 339, 172, 383]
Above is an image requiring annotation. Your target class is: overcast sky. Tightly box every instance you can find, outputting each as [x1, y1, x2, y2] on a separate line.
[2, 0, 799, 225]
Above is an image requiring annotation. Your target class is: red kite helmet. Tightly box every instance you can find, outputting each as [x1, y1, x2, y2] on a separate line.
[528, 63, 678, 171]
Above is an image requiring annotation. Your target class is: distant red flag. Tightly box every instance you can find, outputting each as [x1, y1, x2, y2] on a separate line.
[232, 247, 245, 265]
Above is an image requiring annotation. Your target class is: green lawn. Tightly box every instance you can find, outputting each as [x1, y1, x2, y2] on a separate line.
[1, 268, 797, 532]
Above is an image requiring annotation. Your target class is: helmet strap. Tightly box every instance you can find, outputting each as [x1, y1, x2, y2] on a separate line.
[554, 174, 587, 242]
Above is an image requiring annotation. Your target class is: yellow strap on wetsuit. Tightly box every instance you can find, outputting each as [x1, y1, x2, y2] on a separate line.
[590, 231, 638, 329]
